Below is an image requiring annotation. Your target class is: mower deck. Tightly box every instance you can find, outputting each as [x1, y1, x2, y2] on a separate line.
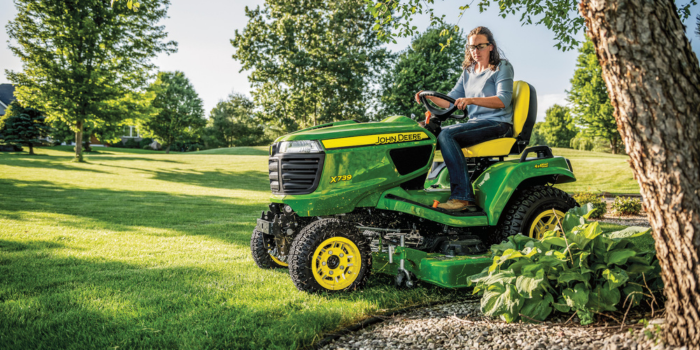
[373, 246, 492, 289]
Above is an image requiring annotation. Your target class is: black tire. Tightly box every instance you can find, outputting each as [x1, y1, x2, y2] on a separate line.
[288, 219, 372, 293]
[250, 229, 288, 269]
[494, 185, 578, 244]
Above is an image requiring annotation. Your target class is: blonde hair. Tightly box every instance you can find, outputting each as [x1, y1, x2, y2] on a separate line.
[462, 26, 505, 71]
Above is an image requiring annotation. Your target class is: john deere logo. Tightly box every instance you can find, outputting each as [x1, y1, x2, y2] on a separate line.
[535, 163, 549, 169]
[321, 132, 429, 150]
[376, 133, 425, 145]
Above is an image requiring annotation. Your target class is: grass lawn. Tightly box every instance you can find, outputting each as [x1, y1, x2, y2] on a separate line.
[434, 147, 640, 195]
[0, 146, 635, 349]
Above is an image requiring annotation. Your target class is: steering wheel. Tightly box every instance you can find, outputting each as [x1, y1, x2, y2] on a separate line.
[419, 91, 468, 121]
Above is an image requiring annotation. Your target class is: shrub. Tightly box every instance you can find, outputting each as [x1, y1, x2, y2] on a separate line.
[612, 197, 643, 216]
[124, 138, 139, 148]
[573, 191, 607, 218]
[139, 138, 154, 148]
[468, 204, 661, 325]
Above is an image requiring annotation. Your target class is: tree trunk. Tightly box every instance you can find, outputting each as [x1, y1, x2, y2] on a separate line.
[610, 138, 617, 155]
[28, 143, 34, 155]
[580, 0, 700, 347]
[75, 121, 84, 161]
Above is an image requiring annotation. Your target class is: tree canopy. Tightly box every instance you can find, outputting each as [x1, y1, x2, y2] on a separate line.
[566, 37, 621, 154]
[232, 0, 390, 132]
[366, 0, 696, 52]
[140, 71, 206, 154]
[205, 93, 268, 148]
[378, 25, 466, 120]
[6, 0, 176, 161]
[539, 104, 578, 148]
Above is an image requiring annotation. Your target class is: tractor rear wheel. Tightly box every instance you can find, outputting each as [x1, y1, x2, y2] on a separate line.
[251, 229, 289, 268]
[289, 219, 371, 293]
[495, 185, 578, 244]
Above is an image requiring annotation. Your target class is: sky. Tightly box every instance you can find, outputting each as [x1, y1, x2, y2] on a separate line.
[1, 1, 699, 122]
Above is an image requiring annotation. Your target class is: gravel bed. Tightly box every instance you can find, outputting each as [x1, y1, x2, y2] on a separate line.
[318, 300, 685, 350]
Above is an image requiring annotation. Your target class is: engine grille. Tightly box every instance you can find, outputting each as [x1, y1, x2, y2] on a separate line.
[269, 153, 325, 195]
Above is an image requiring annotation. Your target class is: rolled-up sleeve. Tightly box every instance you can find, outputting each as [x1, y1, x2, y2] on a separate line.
[494, 62, 514, 108]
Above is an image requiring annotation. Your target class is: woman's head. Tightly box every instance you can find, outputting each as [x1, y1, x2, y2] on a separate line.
[462, 26, 503, 71]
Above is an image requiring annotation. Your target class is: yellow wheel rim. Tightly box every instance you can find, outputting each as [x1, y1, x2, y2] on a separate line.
[529, 209, 566, 240]
[312, 237, 362, 290]
[269, 251, 288, 267]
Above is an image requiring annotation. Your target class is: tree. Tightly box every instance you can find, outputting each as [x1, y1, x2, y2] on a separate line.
[232, 0, 390, 131]
[379, 25, 466, 119]
[6, 0, 176, 161]
[0, 101, 51, 155]
[141, 71, 206, 154]
[539, 104, 578, 148]
[50, 118, 130, 152]
[366, 0, 700, 347]
[205, 93, 267, 148]
[528, 122, 547, 146]
[567, 37, 621, 154]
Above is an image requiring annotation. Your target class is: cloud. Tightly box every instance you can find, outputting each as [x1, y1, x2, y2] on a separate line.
[536, 94, 569, 122]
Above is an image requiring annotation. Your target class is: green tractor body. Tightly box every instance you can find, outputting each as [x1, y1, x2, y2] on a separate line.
[252, 82, 579, 292]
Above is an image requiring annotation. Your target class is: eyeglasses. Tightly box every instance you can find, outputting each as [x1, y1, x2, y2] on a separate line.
[467, 43, 491, 51]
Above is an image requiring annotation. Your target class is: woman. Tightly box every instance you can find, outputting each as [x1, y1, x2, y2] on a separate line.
[415, 26, 514, 211]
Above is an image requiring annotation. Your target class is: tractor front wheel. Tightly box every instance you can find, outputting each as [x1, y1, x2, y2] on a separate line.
[495, 185, 578, 243]
[251, 229, 289, 268]
[289, 219, 371, 293]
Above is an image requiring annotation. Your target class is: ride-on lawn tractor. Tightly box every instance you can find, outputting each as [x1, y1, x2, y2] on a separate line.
[251, 81, 578, 292]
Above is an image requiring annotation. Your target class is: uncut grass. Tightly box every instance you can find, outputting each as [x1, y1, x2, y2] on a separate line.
[0, 147, 462, 350]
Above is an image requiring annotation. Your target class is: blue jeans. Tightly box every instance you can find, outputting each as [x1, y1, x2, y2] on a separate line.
[437, 119, 512, 201]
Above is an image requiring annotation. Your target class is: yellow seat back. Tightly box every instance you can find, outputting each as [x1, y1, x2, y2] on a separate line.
[461, 81, 531, 157]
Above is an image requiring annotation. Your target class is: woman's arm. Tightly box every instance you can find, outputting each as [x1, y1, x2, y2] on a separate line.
[414, 92, 452, 109]
[455, 96, 505, 110]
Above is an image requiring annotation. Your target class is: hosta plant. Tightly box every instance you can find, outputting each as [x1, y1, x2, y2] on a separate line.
[611, 196, 643, 216]
[468, 204, 661, 325]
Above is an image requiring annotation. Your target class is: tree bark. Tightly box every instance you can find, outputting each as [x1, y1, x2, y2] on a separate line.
[75, 121, 84, 161]
[580, 0, 700, 347]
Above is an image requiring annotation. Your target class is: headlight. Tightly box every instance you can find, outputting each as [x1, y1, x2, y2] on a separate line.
[278, 140, 323, 154]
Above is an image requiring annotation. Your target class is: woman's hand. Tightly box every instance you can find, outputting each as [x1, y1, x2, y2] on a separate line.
[414, 90, 423, 103]
[455, 97, 471, 110]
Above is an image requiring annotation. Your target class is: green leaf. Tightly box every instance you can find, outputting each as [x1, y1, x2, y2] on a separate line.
[607, 226, 651, 239]
[520, 292, 554, 322]
[515, 269, 545, 298]
[557, 271, 588, 286]
[552, 296, 571, 313]
[563, 283, 589, 309]
[623, 284, 644, 307]
[626, 264, 655, 277]
[602, 267, 629, 289]
[490, 240, 515, 255]
[577, 309, 595, 325]
[587, 282, 621, 312]
[605, 249, 636, 265]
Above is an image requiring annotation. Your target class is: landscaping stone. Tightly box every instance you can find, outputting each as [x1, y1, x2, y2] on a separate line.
[318, 288, 678, 350]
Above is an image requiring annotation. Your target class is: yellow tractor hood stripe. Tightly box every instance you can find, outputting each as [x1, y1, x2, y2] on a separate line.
[321, 132, 430, 150]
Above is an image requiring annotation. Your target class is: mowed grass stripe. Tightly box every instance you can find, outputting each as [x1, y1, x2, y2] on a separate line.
[0, 147, 463, 350]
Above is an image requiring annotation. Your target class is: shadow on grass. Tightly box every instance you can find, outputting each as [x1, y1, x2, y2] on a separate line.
[0, 243, 412, 349]
[93, 161, 270, 192]
[0, 179, 263, 248]
[0, 155, 113, 174]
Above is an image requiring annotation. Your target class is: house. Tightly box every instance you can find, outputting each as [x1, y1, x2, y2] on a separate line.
[0, 84, 16, 116]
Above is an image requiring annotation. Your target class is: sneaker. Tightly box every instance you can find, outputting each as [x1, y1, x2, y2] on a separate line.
[437, 199, 478, 212]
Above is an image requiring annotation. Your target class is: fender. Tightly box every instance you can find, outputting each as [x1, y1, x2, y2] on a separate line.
[473, 156, 575, 225]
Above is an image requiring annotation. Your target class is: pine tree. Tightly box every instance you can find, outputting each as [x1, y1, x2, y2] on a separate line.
[0, 101, 51, 155]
